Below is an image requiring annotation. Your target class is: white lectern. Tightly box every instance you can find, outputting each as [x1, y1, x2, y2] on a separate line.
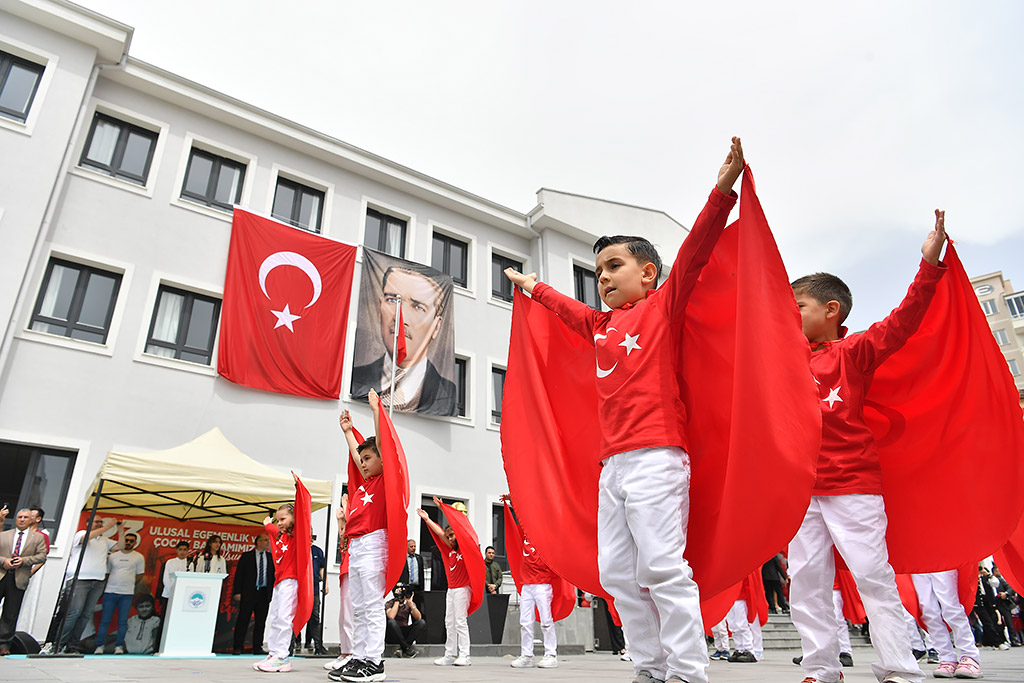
[158, 571, 227, 657]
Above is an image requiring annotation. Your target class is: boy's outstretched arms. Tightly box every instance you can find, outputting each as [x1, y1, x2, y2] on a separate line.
[922, 209, 947, 266]
[339, 409, 362, 469]
[716, 136, 744, 195]
[416, 507, 450, 547]
[504, 268, 537, 294]
[368, 388, 382, 440]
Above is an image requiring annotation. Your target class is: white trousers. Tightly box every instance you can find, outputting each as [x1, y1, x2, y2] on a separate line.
[833, 589, 852, 653]
[711, 618, 729, 652]
[444, 585, 471, 658]
[790, 495, 923, 683]
[725, 599, 754, 652]
[750, 617, 763, 657]
[267, 578, 297, 659]
[337, 572, 353, 655]
[903, 607, 926, 651]
[598, 447, 707, 683]
[912, 571, 979, 663]
[349, 529, 388, 664]
[520, 583, 557, 656]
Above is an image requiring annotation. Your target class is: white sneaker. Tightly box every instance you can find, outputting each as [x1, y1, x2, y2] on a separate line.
[453, 656, 472, 666]
[324, 654, 351, 671]
[113, 645, 124, 655]
[511, 655, 535, 668]
[537, 654, 558, 668]
[434, 655, 456, 666]
[620, 651, 632, 662]
[94, 646, 104, 655]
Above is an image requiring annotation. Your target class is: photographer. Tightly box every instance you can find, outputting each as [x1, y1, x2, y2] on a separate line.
[384, 583, 424, 658]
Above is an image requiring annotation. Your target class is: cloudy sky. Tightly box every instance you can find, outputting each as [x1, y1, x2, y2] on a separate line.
[76, 0, 1024, 330]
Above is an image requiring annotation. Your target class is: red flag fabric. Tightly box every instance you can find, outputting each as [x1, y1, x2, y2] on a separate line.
[701, 583, 742, 634]
[742, 569, 770, 626]
[995, 517, 1024, 595]
[427, 501, 486, 615]
[502, 502, 576, 622]
[864, 242, 1024, 572]
[218, 209, 357, 399]
[292, 476, 313, 635]
[501, 168, 821, 601]
[394, 305, 407, 366]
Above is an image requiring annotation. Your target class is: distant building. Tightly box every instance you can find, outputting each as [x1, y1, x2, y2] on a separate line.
[968, 271, 1024, 401]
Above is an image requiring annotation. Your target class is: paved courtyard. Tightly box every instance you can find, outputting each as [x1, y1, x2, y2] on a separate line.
[3, 648, 1023, 682]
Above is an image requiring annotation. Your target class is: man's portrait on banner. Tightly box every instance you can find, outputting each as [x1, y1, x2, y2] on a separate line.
[350, 249, 456, 416]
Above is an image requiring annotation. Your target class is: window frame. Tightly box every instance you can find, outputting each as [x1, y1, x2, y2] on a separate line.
[1009, 358, 1022, 377]
[180, 146, 247, 212]
[272, 175, 326, 233]
[994, 328, 1011, 346]
[432, 231, 470, 289]
[490, 364, 507, 425]
[364, 207, 408, 258]
[78, 112, 159, 186]
[143, 284, 222, 366]
[491, 252, 523, 303]
[454, 356, 469, 418]
[0, 441, 76, 534]
[490, 502, 507, 569]
[0, 49, 44, 123]
[573, 263, 601, 309]
[28, 257, 123, 345]
[981, 298, 999, 316]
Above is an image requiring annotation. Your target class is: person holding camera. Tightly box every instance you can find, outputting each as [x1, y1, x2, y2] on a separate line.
[385, 583, 424, 658]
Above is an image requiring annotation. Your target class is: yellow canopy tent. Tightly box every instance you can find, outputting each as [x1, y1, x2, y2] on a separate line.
[84, 427, 333, 525]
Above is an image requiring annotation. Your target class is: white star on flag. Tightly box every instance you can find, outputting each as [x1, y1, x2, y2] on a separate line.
[271, 304, 301, 332]
[619, 332, 642, 356]
[361, 492, 374, 506]
[823, 386, 843, 409]
[280, 544, 289, 552]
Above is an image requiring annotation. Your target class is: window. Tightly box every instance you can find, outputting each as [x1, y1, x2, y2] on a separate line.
[0, 442, 76, 533]
[272, 177, 324, 233]
[1009, 359, 1022, 377]
[30, 258, 122, 344]
[180, 147, 245, 211]
[0, 50, 44, 122]
[491, 503, 507, 568]
[1006, 294, 1024, 319]
[454, 357, 468, 417]
[574, 264, 601, 309]
[981, 298, 998, 316]
[491, 253, 522, 302]
[145, 285, 221, 365]
[491, 366, 506, 424]
[994, 328, 1011, 346]
[432, 232, 469, 288]
[364, 208, 406, 257]
[79, 113, 158, 185]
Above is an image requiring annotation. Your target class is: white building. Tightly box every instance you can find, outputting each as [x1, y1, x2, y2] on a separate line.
[0, 0, 692, 643]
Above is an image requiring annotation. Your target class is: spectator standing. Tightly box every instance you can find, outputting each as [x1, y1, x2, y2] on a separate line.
[485, 546, 503, 595]
[55, 517, 118, 652]
[16, 507, 50, 633]
[762, 553, 789, 614]
[992, 567, 1020, 647]
[193, 535, 227, 574]
[232, 533, 274, 655]
[94, 532, 145, 654]
[0, 507, 48, 655]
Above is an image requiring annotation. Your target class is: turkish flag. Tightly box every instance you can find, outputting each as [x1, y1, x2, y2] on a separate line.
[395, 306, 407, 366]
[218, 209, 357, 399]
[995, 517, 1024, 595]
[427, 501, 486, 615]
[291, 475, 313, 635]
[501, 167, 821, 603]
[502, 501, 576, 622]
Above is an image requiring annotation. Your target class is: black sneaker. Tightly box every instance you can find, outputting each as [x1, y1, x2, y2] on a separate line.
[912, 648, 926, 661]
[793, 655, 803, 665]
[328, 658, 363, 681]
[839, 651, 854, 667]
[339, 659, 385, 682]
[728, 650, 757, 663]
[926, 648, 939, 664]
[403, 645, 419, 658]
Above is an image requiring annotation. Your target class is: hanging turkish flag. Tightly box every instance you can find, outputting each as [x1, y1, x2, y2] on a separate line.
[218, 209, 357, 399]
[394, 306, 407, 366]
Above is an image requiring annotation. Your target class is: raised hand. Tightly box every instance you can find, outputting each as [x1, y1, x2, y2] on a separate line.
[716, 136, 744, 194]
[368, 388, 380, 412]
[339, 410, 353, 432]
[922, 209, 947, 265]
[504, 267, 537, 294]
[416, 508, 429, 521]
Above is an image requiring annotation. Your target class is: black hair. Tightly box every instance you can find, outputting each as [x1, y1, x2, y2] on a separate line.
[381, 264, 447, 317]
[203, 535, 222, 556]
[124, 532, 138, 542]
[485, 546, 495, 552]
[791, 272, 854, 324]
[134, 593, 155, 608]
[593, 235, 663, 282]
[30, 507, 44, 518]
[357, 436, 379, 456]
[175, 540, 189, 549]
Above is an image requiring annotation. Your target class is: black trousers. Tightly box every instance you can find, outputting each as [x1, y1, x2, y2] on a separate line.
[0, 572, 26, 648]
[385, 618, 426, 650]
[302, 589, 323, 648]
[764, 579, 789, 611]
[234, 587, 272, 652]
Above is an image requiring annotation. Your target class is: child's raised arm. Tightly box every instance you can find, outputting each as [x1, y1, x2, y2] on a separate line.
[368, 388, 382, 443]
[504, 268, 538, 295]
[338, 409, 363, 470]
[416, 508, 451, 547]
[716, 136, 744, 195]
[922, 209, 947, 265]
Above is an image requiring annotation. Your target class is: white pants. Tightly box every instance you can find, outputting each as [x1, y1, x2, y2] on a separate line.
[520, 583, 557, 656]
[445, 585, 471, 658]
[598, 447, 707, 683]
[711, 618, 729, 652]
[903, 607, 926, 651]
[750, 617, 763, 657]
[337, 572, 353, 655]
[349, 529, 388, 664]
[267, 578, 297, 659]
[790, 495, 923, 683]
[912, 571, 978, 663]
[725, 599, 754, 652]
[833, 589, 852, 653]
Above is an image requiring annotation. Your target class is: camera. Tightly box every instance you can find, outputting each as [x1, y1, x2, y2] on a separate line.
[392, 583, 412, 600]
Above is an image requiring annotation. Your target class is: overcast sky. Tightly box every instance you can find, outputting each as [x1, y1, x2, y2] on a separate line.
[76, 0, 1024, 331]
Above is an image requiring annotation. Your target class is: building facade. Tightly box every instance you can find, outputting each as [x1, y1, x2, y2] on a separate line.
[0, 0, 692, 641]
[969, 270, 1024, 399]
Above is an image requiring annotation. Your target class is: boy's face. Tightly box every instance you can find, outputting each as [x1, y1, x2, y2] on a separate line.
[444, 528, 457, 547]
[176, 545, 188, 559]
[794, 291, 841, 342]
[358, 447, 384, 479]
[136, 601, 154, 619]
[595, 244, 657, 309]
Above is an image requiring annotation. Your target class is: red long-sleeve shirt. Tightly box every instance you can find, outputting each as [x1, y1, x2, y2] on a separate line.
[810, 259, 946, 496]
[345, 474, 387, 538]
[531, 186, 737, 461]
[519, 534, 556, 586]
[265, 522, 297, 584]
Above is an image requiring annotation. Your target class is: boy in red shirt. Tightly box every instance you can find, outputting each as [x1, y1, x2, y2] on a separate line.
[787, 210, 948, 683]
[504, 137, 745, 683]
[333, 390, 388, 683]
[418, 499, 473, 667]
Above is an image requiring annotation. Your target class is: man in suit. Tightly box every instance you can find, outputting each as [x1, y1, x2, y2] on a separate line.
[0, 508, 48, 655]
[232, 533, 274, 655]
[398, 539, 425, 611]
[350, 263, 457, 416]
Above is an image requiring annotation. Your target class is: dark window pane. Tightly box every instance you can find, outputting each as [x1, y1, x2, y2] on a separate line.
[84, 119, 119, 165]
[0, 62, 41, 114]
[180, 351, 209, 364]
[185, 298, 217, 348]
[298, 192, 321, 231]
[0, 445, 32, 531]
[150, 290, 184, 343]
[37, 264, 78, 320]
[455, 357, 467, 417]
[31, 321, 67, 335]
[121, 130, 152, 177]
[33, 454, 72, 522]
[431, 234, 445, 271]
[492, 367, 506, 422]
[77, 272, 117, 327]
[0, 442, 76, 532]
[450, 241, 467, 285]
[214, 163, 241, 204]
[69, 328, 105, 343]
[364, 212, 382, 249]
[184, 154, 213, 195]
[272, 183, 296, 221]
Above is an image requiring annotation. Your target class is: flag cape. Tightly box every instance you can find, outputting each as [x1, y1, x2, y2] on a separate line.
[702, 570, 769, 633]
[701, 583, 742, 634]
[742, 569, 770, 626]
[292, 476, 313, 635]
[427, 501, 486, 615]
[501, 168, 821, 601]
[345, 409, 410, 595]
[503, 502, 576, 622]
[218, 209, 357, 398]
[832, 551, 867, 624]
[865, 242, 1024, 572]
[995, 516, 1024, 595]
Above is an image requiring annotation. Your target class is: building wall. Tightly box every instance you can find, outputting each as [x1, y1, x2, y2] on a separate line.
[970, 272, 1024, 397]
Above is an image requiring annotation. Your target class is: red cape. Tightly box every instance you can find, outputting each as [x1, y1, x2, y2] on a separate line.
[742, 569, 770, 626]
[292, 476, 313, 635]
[347, 407, 410, 595]
[833, 551, 867, 624]
[503, 502, 576, 622]
[865, 243, 1024, 572]
[501, 168, 821, 602]
[995, 517, 1024, 595]
[427, 501, 486, 615]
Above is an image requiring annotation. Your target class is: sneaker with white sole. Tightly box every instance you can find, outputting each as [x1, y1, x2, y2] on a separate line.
[254, 656, 292, 672]
[953, 655, 982, 679]
[327, 658, 362, 681]
[434, 655, 456, 666]
[632, 672, 665, 683]
[324, 655, 351, 671]
[537, 654, 558, 668]
[113, 645, 124, 655]
[337, 659, 384, 682]
[933, 661, 958, 678]
[510, 655, 535, 668]
[453, 656, 472, 666]
[93, 646, 104, 655]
